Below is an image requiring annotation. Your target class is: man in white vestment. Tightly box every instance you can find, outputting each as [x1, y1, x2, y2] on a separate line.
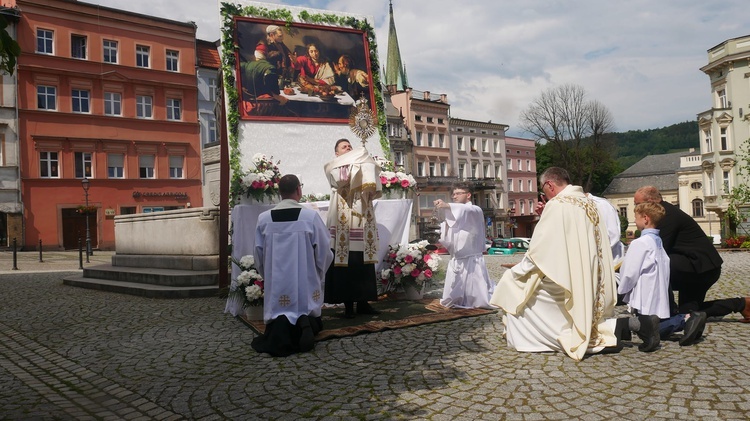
[586, 193, 624, 271]
[323, 139, 382, 318]
[251, 175, 333, 357]
[490, 167, 626, 360]
[434, 182, 495, 309]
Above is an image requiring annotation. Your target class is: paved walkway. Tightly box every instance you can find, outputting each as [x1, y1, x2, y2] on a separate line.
[1, 250, 749, 419]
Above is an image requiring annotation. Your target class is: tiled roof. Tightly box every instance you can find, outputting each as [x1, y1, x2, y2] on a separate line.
[603, 151, 693, 196]
[197, 39, 220, 69]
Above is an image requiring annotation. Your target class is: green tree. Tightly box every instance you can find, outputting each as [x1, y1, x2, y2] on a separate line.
[726, 138, 750, 236]
[0, 15, 20, 76]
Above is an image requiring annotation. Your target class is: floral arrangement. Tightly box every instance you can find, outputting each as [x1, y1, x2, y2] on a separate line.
[380, 240, 441, 293]
[239, 153, 281, 202]
[723, 235, 748, 248]
[374, 156, 417, 195]
[76, 205, 97, 214]
[299, 193, 331, 203]
[230, 254, 264, 307]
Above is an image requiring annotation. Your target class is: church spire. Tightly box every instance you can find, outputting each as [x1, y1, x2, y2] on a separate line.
[384, 0, 408, 92]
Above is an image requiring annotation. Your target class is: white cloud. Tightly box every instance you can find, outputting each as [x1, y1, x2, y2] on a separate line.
[95, 0, 749, 137]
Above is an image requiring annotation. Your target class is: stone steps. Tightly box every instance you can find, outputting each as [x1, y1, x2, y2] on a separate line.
[63, 275, 217, 299]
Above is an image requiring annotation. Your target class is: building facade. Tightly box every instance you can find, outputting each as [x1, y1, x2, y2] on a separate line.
[450, 117, 508, 238]
[698, 34, 750, 236]
[0, 5, 21, 248]
[14, 0, 201, 250]
[196, 39, 220, 209]
[505, 136, 539, 238]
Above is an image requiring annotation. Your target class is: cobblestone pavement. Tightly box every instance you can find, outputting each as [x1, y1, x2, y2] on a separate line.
[1, 250, 750, 420]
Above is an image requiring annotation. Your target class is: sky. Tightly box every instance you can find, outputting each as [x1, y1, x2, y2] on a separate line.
[94, 0, 750, 137]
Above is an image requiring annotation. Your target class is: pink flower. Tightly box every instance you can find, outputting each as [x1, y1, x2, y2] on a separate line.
[424, 254, 431, 262]
[390, 177, 399, 184]
[404, 255, 414, 263]
[400, 179, 410, 188]
[255, 280, 264, 288]
[424, 269, 433, 278]
[251, 180, 264, 189]
[411, 268, 421, 277]
[380, 175, 388, 184]
[393, 266, 402, 275]
[389, 252, 397, 259]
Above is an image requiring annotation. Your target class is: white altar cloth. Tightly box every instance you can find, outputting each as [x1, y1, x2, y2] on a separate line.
[225, 199, 413, 316]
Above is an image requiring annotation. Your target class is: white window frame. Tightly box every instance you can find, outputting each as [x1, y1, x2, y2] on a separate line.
[166, 50, 179, 72]
[40, 151, 59, 178]
[104, 92, 122, 116]
[717, 89, 727, 108]
[439, 134, 445, 148]
[71, 34, 87, 59]
[707, 172, 715, 195]
[37, 85, 56, 110]
[208, 118, 217, 143]
[471, 163, 478, 177]
[416, 132, 422, 146]
[720, 127, 729, 151]
[169, 155, 184, 179]
[703, 129, 713, 153]
[103, 39, 118, 64]
[457, 137, 463, 151]
[136, 45, 150, 68]
[72, 89, 90, 113]
[508, 178, 513, 192]
[36, 29, 53, 54]
[209, 77, 217, 101]
[428, 162, 436, 176]
[417, 161, 424, 176]
[723, 170, 731, 193]
[427, 133, 434, 147]
[108, 153, 125, 178]
[139, 155, 155, 179]
[167, 98, 182, 121]
[458, 162, 465, 178]
[74, 152, 93, 178]
[440, 162, 447, 176]
[482, 139, 488, 152]
[484, 164, 491, 178]
[136, 95, 153, 119]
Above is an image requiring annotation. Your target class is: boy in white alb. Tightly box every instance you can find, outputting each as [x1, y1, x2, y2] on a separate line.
[618, 202, 706, 347]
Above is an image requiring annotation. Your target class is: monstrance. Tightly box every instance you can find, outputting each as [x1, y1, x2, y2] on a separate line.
[348, 99, 377, 147]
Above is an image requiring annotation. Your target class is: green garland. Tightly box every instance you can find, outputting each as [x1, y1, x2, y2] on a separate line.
[219, 2, 389, 203]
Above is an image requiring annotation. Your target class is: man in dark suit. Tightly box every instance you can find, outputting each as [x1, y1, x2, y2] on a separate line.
[634, 186, 750, 321]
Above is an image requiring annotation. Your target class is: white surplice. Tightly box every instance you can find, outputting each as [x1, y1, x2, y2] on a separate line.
[587, 193, 624, 269]
[491, 185, 618, 361]
[254, 199, 333, 325]
[617, 229, 671, 318]
[439, 202, 495, 309]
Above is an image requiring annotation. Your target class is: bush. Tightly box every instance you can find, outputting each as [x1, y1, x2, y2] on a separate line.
[723, 236, 748, 248]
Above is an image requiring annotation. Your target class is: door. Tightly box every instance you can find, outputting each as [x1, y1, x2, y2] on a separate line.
[61, 208, 98, 250]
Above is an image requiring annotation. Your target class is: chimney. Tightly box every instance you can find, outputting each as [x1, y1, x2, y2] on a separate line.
[440, 94, 447, 103]
[423, 91, 430, 100]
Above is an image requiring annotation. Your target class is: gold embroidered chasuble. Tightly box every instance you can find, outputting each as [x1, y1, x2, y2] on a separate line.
[491, 184, 618, 361]
[324, 147, 382, 266]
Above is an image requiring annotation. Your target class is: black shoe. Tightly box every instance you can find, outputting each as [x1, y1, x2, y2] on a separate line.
[680, 311, 707, 346]
[343, 302, 355, 319]
[297, 316, 315, 352]
[615, 317, 632, 341]
[635, 315, 660, 352]
[357, 301, 381, 315]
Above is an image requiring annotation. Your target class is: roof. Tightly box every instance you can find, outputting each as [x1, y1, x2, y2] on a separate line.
[196, 39, 220, 69]
[602, 151, 693, 196]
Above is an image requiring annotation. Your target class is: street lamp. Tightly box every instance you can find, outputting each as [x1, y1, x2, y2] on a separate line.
[81, 177, 91, 262]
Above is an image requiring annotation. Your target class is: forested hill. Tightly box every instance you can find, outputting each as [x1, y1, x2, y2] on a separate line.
[614, 120, 699, 169]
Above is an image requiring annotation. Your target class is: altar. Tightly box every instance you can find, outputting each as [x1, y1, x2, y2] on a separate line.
[225, 199, 413, 316]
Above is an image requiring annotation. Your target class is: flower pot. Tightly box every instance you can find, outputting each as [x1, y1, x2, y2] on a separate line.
[244, 305, 264, 320]
[403, 283, 424, 300]
[382, 189, 405, 200]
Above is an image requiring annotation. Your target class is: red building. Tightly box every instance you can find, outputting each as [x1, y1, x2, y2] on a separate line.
[505, 136, 539, 237]
[12, 0, 201, 250]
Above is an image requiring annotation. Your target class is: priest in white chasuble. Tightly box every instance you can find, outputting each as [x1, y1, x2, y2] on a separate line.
[251, 175, 333, 357]
[491, 167, 621, 361]
[323, 138, 382, 318]
[434, 182, 495, 309]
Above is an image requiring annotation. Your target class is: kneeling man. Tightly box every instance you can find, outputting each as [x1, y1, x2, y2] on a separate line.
[491, 168, 641, 360]
[251, 175, 333, 357]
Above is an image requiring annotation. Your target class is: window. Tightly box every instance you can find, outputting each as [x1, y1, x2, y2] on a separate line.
[720, 127, 728, 150]
[485, 195, 492, 209]
[427, 133, 434, 147]
[508, 178, 513, 192]
[427, 117, 433, 123]
[166, 50, 179, 71]
[136, 95, 153, 118]
[518, 179, 523, 192]
[528, 199, 534, 212]
[394, 151, 403, 166]
[139, 155, 155, 178]
[104, 92, 122, 116]
[428, 162, 436, 176]
[517, 159, 522, 170]
[707, 172, 715, 195]
[415, 115, 422, 121]
[482, 139, 487, 152]
[438, 118, 444, 124]
[470, 138, 476, 151]
[723, 170, 730, 193]
[72, 89, 90, 113]
[618, 206, 627, 218]
[495, 165, 501, 178]
[528, 180, 533, 191]
[520, 201, 525, 215]
[121, 206, 137, 215]
[167, 98, 182, 120]
[108, 154, 124, 178]
[143, 207, 165, 213]
[692, 199, 704, 217]
[484, 164, 491, 178]
[209, 77, 217, 101]
[169, 156, 184, 178]
[37, 85, 56, 110]
[136, 45, 150, 68]
[208, 118, 217, 143]
[691, 181, 702, 190]
[494, 140, 499, 153]
[439, 134, 445, 148]
[416, 132, 422, 146]
[703, 129, 713, 153]
[40, 152, 59, 178]
[457, 137, 463, 151]
[103, 40, 118, 63]
[74, 152, 92, 178]
[717, 89, 727, 108]
[440, 162, 447, 176]
[417, 162, 424, 176]
[71, 35, 86, 59]
[36, 29, 53, 54]
[526, 160, 531, 171]
[471, 163, 478, 178]
[507, 159, 512, 170]
[458, 163, 465, 178]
